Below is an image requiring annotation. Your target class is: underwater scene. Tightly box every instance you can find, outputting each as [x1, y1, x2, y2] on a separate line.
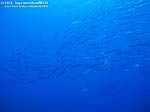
[0, 0, 150, 112]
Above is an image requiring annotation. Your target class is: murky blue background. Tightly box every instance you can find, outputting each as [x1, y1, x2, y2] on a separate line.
[0, 0, 150, 112]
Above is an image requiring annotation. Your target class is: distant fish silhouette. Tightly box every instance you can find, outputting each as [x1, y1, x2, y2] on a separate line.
[72, 20, 81, 24]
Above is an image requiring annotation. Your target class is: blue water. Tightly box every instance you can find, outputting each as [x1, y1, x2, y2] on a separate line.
[0, 0, 150, 112]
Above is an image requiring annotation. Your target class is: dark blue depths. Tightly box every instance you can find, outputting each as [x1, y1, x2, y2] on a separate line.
[0, 0, 150, 112]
